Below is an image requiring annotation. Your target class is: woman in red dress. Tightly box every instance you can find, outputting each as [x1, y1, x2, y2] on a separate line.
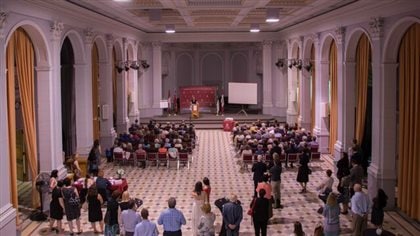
[203, 177, 211, 203]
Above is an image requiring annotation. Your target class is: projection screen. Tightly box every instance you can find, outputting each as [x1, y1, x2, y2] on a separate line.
[228, 82, 258, 105]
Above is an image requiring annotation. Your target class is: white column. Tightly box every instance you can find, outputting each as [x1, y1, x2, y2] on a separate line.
[39, 21, 65, 176]
[116, 37, 129, 133]
[298, 37, 311, 130]
[262, 40, 273, 114]
[152, 41, 162, 116]
[313, 34, 330, 153]
[0, 14, 17, 232]
[334, 27, 346, 162]
[287, 39, 298, 124]
[368, 18, 396, 208]
[75, 28, 94, 155]
[99, 34, 115, 148]
[128, 41, 139, 123]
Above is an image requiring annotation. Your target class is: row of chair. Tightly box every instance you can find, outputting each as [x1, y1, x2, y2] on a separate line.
[113, 152, 191, 170]
[242, 151, 321, 169]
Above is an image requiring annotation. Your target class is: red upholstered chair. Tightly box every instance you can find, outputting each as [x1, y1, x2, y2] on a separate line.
[126, 152, 135, 166]
[135, 152, 146, 168]
[287, 153, 301, 168]
[265, 154, 273, 165]
[310, 146, 319, 153]
[279, 153, 287, 164]
[146, 152, 158, 167]
[157, 153, 169, 168]
[114, 152, 124, 165]
[242, 154, 254, 170]
[311, 152, 321, 161]
[178, 152, 190, 170]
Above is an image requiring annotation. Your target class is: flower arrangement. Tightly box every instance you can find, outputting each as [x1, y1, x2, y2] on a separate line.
[116, 168, 125, 179]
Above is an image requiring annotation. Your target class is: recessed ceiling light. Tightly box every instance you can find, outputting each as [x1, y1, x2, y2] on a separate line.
[250, 24, 260, 33]
[165, 24, 176, 33]
[266, 8, 279, 23]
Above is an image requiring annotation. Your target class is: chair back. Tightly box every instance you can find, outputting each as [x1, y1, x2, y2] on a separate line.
[147, 152, 157, 161]
[242, 154, 253, 164]
[311, 152, 321, 161]
[288, 153, 301, 163]
[158, 153, 168, 161]
[114, 152, 124, 164]
[136, 152, 146, 161]
[179, 153, 189, 162]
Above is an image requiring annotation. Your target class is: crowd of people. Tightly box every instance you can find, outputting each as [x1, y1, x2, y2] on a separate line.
[49, 118, 389, 236]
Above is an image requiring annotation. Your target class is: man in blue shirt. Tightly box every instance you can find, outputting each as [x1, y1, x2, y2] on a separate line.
[351, 184, 371, 236]
[222, 194, 243, 236]
[157, 197, 186, 236]
[134, 208, 159, 236]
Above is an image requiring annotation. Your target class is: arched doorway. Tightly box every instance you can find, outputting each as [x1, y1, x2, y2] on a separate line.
[6, 27, 39, 210]
[60, 37, 76, 158]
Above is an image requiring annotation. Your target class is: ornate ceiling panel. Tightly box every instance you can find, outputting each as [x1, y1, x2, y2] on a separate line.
[46, 0, 358, 33]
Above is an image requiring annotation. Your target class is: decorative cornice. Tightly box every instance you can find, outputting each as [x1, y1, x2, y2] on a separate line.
[334, 26, 345, 44]
[152, 41, 162, 47]
[262, 40, 273, 47]
[312, 32, 321, 44]
[50, 21, 64, 40]
[369, 17, 384, 39]
[84, 27, 94, 44]
[0, 12, 7, 39]
[140, 42, 152, 48]
[106, 34, 114, 47]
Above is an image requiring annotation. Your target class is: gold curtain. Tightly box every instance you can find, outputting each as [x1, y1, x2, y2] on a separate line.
[311, 45, 316, 131]
[329, 41, 338, 153]
[397, 23, 420, 221]
[355, 34, 371, 143]
[92, 43, 100, 140]
[13, 28, 39, 208]
[6, 33, 18, 210]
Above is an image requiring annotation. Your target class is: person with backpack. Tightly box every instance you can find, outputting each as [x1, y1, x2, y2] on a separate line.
[60, 178, 82, 235]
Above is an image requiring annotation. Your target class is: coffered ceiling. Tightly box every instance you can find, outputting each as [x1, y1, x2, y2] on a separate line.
[63, 0, 357, 33]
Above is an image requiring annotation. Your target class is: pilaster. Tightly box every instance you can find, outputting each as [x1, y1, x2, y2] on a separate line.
[116, 37, 129, 133]
[368, 17, 395, 208]
[0, 11, 17, 235]
[99, 34, 115, 148]
[152, 41, 163, 116]
[333, 26, 346, 162]
[297, 36, 311, 130]
[286, 39, 298, 124]
[262, 40, 273, 114]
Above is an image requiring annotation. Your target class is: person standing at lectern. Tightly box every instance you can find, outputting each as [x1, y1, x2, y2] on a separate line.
[191, 95, 199, 118]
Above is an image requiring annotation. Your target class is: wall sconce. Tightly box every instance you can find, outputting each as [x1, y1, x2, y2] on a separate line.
[141, 60, 150, 69]
[304, 61, 313, 72]
[275, 59, 284, 68]
[296, 59, 303, 70]
[130, 61, 140, 70]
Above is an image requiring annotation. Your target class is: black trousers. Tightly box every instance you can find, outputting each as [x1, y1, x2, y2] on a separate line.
[253, 220, 267, 236]
[163, 230, 182, 236]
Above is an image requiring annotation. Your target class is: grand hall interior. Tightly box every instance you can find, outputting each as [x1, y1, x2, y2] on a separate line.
[0, 0, 419, 235]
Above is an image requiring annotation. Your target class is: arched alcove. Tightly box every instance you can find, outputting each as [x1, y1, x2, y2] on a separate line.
[176, 53, 193, 87]
[201, 53, 223, 86]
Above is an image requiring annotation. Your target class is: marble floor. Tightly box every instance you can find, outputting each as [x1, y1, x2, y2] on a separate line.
[21, 130, 419, 235]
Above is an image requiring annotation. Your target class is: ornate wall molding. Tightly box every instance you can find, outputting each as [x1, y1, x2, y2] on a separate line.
[0, 12, 7, 39]
[369, 17, 384, 39]
[50, 21, 64, 40]
[106, 34, 114, 47]
[334, 26, 346, 44]
[152, 41, 162, 48]
[83, 27, 94, 44]
[262, 40, 273, 47]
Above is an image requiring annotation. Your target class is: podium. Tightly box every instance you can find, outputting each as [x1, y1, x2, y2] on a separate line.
[191, 104, 199, 118]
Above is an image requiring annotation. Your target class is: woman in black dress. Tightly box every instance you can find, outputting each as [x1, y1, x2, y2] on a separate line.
[371, 188, 388, 229]
[104, 190, 121, 236]
[297, 146, 310, 193]
[49, 180, 63, 233]
[61, 178, 82, 235]
[336, 152, 350, 192]
[87, 185, 104, 233]
[252, 188, 270, 236]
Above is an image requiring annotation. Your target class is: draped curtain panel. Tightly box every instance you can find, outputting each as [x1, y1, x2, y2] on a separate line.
[397, 23, 420, 221]
[6, 34, 18, 210]
[92, 43, 100, 140]
[355, 34, 371, 144]
[14, 28, 39, 208]
[311, 45, 316, 131]
[329, 41, 338, 153]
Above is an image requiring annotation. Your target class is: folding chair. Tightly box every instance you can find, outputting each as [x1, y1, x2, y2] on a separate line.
[157, 153, 169, 168]
[114, 152, 124, 165]
[242, 154, 254, 170]
[178, 152, 190, 170]
[287, 153, 301, 168]
[146, 152, 158, 167]
[135, 152, 146, 168]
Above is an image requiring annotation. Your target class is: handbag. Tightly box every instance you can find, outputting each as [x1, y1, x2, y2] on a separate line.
[247, 197, 256, 216]
[63, 188, 80, 207]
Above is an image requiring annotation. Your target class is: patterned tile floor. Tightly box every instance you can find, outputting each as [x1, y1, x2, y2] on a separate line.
[21, 130, 419, 235]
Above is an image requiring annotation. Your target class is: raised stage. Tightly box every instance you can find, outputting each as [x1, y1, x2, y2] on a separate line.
[139, 113, 286, 129]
